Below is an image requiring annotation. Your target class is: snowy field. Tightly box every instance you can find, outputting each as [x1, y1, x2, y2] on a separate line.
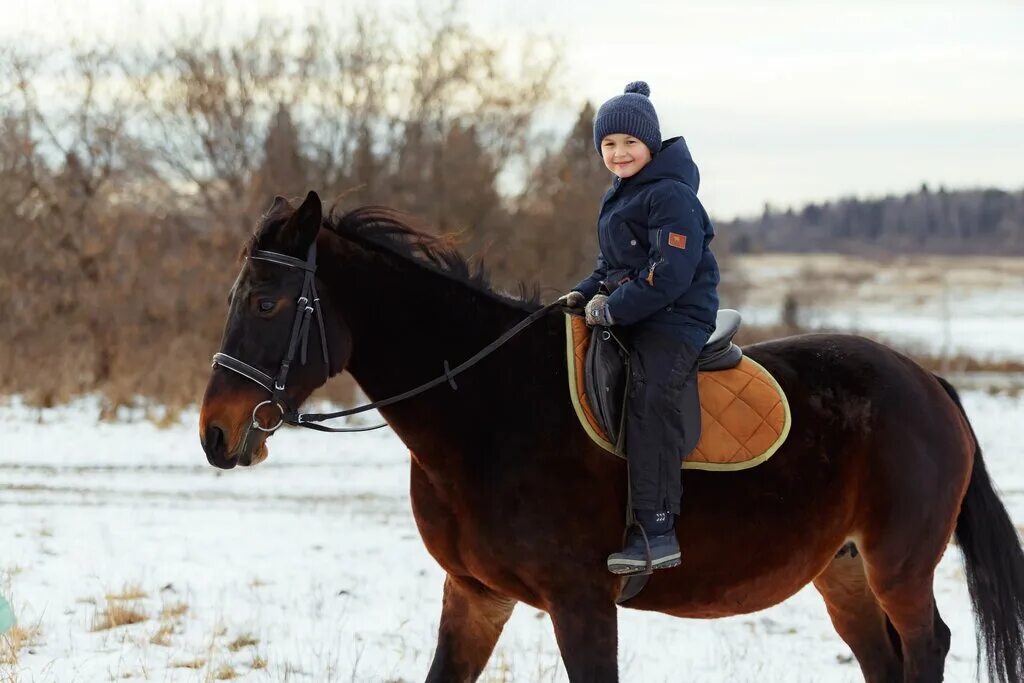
[736, 253, 1024, 360]
[2, 387, 1023, 683]
[2, 253, 1023, 682]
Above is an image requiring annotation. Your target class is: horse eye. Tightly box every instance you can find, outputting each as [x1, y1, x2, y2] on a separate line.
[258, 299, 276, 313]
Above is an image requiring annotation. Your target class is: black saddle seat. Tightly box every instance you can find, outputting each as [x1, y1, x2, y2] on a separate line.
[697, 309, 743, 371]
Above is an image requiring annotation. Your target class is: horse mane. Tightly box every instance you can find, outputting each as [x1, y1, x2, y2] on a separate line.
[322, 205, 540, 310]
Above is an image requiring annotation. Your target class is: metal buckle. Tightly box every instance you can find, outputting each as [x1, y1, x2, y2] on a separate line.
[252, 400, 285, 432]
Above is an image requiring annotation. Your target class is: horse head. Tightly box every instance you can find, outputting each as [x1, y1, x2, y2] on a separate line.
[199, 191, 350, 468]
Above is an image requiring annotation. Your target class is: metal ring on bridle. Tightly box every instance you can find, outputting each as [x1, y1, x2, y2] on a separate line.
[252, 400, 285, 432]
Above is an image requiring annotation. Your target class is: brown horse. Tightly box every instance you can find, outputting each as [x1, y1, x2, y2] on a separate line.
[200, 192, 1024, 683]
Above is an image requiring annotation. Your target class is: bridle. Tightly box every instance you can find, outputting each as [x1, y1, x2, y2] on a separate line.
[211, 242, 370, 433]
[212, 239, 562, 435]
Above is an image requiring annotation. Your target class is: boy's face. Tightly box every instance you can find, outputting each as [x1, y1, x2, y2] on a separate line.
[600, 134, 653, 178]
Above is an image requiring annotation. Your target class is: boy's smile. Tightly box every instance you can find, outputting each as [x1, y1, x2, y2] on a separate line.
[601, 134, 653, 178]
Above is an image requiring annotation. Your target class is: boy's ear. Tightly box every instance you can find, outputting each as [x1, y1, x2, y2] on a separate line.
[281, 191, 322, 255]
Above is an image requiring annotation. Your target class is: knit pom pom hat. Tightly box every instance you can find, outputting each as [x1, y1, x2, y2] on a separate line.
[593, 81, 661, 155]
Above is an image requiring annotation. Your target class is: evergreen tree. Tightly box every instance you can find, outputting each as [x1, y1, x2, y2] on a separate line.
[515, 103, 610, 291]
[249, 104, 309, 211]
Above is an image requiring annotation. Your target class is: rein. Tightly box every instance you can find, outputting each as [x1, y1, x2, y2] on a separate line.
[212, 241, 561, 434]
[295, 301, 560, 432]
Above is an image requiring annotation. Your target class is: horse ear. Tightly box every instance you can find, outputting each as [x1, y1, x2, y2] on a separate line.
[269, 195, 291, 214]
[281, 191, 322, 253]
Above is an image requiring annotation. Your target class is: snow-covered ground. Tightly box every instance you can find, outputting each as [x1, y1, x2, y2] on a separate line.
[736, 253, 1024, 360]
[2, 388, 1023, 683]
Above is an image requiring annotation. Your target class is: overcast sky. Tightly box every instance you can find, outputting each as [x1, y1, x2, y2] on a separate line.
[2, 0, 1022, 218]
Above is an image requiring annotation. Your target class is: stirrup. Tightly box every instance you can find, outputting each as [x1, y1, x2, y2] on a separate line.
[607, 522, 655, 576]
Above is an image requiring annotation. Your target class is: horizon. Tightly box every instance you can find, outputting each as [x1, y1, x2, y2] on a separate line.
[1, 0, 1022, 219]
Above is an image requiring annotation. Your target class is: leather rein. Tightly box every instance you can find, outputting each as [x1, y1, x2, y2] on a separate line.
[212, 241, 560, 435]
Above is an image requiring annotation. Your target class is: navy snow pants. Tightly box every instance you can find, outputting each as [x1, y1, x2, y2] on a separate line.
[625, 326, 702, 515]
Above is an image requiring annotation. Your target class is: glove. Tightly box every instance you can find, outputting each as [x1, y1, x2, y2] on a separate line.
[557, 291, 586, 309]
[584, 294, 614, 327]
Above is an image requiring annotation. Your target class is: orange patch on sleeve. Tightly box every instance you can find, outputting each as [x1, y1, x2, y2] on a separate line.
[667, 232, 687, 249]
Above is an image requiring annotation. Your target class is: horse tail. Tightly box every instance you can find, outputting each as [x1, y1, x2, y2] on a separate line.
[935, 374, 1024, 683]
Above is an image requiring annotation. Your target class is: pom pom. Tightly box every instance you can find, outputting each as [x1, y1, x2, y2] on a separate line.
[624, 81, 650, 97]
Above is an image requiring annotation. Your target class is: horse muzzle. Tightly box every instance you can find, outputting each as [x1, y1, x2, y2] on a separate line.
[201, 419, 271, 468]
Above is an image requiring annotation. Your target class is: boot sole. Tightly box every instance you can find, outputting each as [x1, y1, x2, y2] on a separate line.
[607, 553, 681, 575]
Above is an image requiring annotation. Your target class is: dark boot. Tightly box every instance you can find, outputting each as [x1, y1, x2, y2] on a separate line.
[606, 511, 680, 575]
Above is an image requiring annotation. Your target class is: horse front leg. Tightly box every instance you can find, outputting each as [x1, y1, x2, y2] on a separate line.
[549, 595, 620, 682]
[425, 574, 516, 683]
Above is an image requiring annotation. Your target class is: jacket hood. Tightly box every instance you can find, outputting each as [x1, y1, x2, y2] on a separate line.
[632, 136, 700, 193]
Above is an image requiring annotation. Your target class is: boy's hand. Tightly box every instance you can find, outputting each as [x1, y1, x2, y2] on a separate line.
[585, 295, 614, 326]
[558, 291, 587, 308]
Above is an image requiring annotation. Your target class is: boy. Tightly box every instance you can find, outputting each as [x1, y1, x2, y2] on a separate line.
[561, 81, 720, 574]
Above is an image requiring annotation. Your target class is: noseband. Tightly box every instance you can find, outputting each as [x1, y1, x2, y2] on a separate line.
[211, 242, 336, 433]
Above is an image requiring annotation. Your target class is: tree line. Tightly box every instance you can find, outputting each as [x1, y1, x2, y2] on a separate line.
[720, 185, 1024, 255]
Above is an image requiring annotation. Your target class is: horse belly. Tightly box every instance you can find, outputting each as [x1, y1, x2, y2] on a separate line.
[632, 536, 843, 618]
[641, 553, 833, 619]
[627, 463, 857, 617]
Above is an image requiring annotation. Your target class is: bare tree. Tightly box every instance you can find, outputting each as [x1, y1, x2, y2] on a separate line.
[0, 6, 561, 411]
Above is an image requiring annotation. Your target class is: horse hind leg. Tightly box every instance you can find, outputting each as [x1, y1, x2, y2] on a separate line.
[856, 512, 953, 683]
[425, 574, 517, 683]
[814, 548, 904, 683]
[865, 562, 951, 683]
[857, 488, 955, 679]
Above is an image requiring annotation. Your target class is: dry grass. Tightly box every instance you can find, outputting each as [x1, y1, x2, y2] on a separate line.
[149, 622, 174, 647]
[0, 624, 43, 667]
[250, 653, 268, 670]
[484, 650, 514, 683]
[105, 583, 148, 601]
[90, 600, 147, 631]
[911, 354, 1024, 375]
[212, 664, 239, 680]
[737, 324, 1024, 375]
[159, 602, 188, 620]
[149, 600, 189, 647]
[171, 657, 206, 669]
[153, 408, 183, 429]
[227, 633, 259, 652]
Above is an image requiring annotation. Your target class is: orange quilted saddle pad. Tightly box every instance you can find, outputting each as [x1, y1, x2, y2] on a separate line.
[565, 315, 791, 472]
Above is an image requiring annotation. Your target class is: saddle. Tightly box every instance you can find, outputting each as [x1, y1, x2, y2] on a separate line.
[566, 310, 791, 471]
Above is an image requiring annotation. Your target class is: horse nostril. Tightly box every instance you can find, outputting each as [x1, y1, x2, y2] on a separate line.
[204, 423, 227, 459]
[202, 421, 239, 469]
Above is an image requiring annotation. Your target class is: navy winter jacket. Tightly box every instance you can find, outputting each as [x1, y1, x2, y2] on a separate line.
[574, 136, 720, 349]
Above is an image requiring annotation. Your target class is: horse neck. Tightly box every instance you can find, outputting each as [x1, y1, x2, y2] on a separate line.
[319, 236, 555, 467]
